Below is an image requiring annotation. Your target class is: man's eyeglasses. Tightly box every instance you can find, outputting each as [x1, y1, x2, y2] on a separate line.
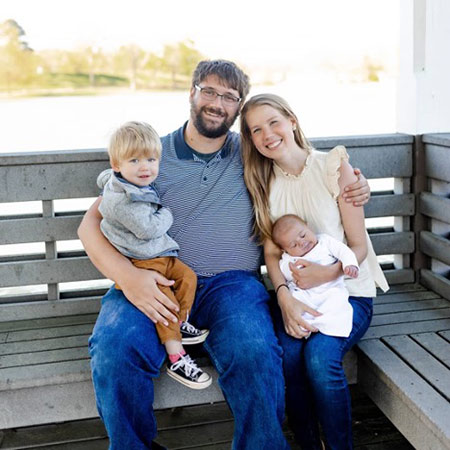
[194, 85, 241, 105]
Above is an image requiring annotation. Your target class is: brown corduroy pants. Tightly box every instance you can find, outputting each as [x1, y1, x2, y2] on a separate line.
[116, 257, 197, 344]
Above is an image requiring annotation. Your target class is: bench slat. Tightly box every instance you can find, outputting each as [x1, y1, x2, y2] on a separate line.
[420, 231, 450, 266]
[0, 198, 400, 235]
[0, 359, 91, 391]
[411, 333, 450, 367]
[421, 270, 450, 301]
[0, 313, 98, 332]
[425, 143, 450, 182]
[370, 231, 415, 256]
[5, 323, 94, 343]
[0, 161, 108, 202]
[0, 298, 101, 323]
[362, 318, 450, 340]
[378, 284, 427, 295]
[383, 335, 450, 401]
[0, 257, 103, 288]
[365, 194, 414, 218]
[0, 380, 98, 428]
[374, 290, 440, 305]
[0, 215, 83, 245]
[0, 347, 89, 369]
[383, 269, 415, 285]
[374, 298, 450, 314]
[317, 143, 413, 178]
[358, 339, 450, 450]
[313, 134, 413, 148]
[371, 307, 450, 326]
[419, 192, 450, 224]
[0, 335, 89, 356]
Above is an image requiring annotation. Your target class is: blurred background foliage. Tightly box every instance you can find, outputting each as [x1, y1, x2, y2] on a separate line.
[0, 19, 205, 94]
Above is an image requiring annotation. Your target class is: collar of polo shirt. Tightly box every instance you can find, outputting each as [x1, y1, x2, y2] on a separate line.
[174, 122, 233, 160]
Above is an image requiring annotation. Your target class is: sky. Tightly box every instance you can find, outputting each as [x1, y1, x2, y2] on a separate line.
[1, 0, 400, 69]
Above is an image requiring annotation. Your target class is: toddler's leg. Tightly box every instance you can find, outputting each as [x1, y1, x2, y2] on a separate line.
[166, 258, 197, 321]
[165, 339, 211, 389]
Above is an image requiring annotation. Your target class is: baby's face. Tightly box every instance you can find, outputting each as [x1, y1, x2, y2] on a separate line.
[278, 221, 318, 257]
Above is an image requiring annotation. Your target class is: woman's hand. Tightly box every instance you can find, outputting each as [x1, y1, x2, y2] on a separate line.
[343, 168, 371, 206]
[120, 268, 179, 326]
[288, 259, 342, 289]
[277, 288, 321, 339]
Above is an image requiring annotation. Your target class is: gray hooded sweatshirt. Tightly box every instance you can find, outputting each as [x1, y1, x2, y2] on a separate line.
[97, 169, 179, 259]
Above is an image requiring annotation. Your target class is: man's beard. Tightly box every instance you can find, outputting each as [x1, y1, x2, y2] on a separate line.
[190, 101, 239, 139]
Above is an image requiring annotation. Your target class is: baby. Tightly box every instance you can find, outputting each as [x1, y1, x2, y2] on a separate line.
[97, 121, 211, 389]
[272, 214, 359, 337]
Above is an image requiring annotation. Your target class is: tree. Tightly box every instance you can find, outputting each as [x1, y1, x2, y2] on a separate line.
[112, 45, 146, 89]
[0, 19, 36, 90]
[161, 40, 204, 89]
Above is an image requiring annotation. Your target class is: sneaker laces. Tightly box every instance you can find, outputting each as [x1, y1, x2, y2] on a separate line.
[181, 322, 200, 335]
[171, 354, 201, 377]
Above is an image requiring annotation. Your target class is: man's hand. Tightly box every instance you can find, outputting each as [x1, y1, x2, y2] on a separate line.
[277, 289, 321, 339]
[344, 265, 359, 278]
[289, 259, 340, 290]
[342, 168, 370, 206]
[120, 269, 179, 326]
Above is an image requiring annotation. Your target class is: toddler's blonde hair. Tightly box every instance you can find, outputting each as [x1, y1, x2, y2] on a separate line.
[108, 121, 162, 167]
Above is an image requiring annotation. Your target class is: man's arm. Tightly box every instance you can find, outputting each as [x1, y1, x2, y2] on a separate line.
[343, 168, 370, 206]
[78, 197, 179, 325]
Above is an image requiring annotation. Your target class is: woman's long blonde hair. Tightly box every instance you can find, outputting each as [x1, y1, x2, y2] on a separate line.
[240, 94, 312, 243]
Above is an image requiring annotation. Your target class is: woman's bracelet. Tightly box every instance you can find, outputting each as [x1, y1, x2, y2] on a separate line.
[275, 283, 289, 295]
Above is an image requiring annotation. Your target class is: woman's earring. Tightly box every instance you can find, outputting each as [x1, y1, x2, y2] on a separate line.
[293, 126, 297, 131]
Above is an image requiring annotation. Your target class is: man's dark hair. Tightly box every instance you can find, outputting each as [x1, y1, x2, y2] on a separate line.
[192, 59, 250, 101]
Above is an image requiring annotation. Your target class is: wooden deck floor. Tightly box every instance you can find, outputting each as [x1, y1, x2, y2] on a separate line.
[0, 385, 413, 449]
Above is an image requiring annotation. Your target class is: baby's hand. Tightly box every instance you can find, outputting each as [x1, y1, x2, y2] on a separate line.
[344, 265, 359, 278]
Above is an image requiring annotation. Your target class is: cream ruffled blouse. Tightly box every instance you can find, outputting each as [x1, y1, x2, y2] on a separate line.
[269, 145, 389, 298]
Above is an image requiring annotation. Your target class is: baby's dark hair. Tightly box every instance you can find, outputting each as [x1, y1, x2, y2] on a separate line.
[272, 214, 307, 248]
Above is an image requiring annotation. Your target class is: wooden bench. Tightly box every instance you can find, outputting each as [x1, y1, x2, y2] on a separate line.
[356, 133, 450, 450]
[1, 133, 449, 449]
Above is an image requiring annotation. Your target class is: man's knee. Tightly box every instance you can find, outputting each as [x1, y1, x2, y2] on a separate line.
[218, 323, 283, 377]
[90, 305, 165, 376]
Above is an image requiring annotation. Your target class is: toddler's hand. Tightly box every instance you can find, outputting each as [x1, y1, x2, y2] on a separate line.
[344, 265, 359, 278]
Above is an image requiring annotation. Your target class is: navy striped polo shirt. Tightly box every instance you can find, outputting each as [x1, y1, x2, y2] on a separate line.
[154, 123, 263, 276]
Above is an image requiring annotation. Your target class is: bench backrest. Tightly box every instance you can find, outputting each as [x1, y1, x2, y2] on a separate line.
[0, 150, 109, 322]
[419, 134, 450, 300]
[0, 134, 418, 321]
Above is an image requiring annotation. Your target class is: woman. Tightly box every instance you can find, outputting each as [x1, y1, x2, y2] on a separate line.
[240, 93, 388, 449]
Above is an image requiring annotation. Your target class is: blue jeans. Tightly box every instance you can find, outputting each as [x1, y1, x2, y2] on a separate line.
[272, 296, 373, 450]
[89, 270, 289, 450]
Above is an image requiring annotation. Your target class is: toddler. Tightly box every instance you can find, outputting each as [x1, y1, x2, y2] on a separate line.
[272, 214, 359, 337]
[97, 121, 211, 389]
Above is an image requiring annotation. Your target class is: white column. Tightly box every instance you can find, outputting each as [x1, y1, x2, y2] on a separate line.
[397, 0, 450, 134]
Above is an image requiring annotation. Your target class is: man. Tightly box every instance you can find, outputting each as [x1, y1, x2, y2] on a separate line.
[79, 60, 369, 449]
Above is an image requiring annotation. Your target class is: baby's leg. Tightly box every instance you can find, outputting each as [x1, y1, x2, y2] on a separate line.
[309, 288, 353, 337]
